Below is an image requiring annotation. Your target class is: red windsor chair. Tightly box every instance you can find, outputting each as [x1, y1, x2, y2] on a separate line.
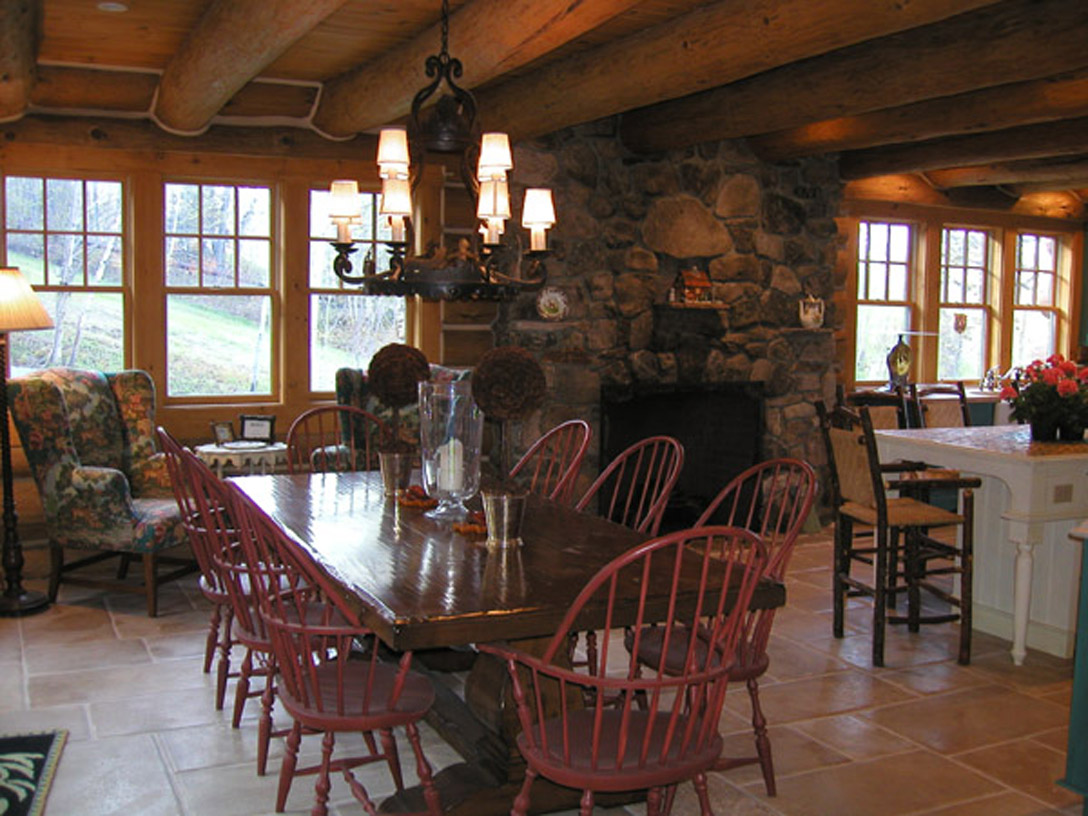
[285, 404, 386, 473]
[224, 481, 443, 816]
[508, 418, 592, 505]
[478, 525, 767, 816]
[628, 457, 818, 796]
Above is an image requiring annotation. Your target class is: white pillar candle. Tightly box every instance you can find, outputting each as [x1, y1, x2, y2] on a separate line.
[437, 438, 464, 492]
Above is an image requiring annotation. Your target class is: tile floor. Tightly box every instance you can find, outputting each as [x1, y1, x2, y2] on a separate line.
[1, 532, 1082, 816]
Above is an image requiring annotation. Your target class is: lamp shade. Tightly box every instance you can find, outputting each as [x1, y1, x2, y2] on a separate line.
[477, 179, 511, 220]
[0, 267, 53, 332]
[380, 178, 413, 217]
[477, 132, 512, 181]
[328, 180, 362, 220]
[377, 127, 410, 179]
[521, 189, 556, 227]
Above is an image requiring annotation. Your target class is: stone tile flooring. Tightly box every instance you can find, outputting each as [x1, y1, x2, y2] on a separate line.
[1, 532, 1082, 815]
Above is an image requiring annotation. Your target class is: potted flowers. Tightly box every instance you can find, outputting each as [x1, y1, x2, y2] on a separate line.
[367, 343, 431, 493]
[1001, 354, 1088, 441]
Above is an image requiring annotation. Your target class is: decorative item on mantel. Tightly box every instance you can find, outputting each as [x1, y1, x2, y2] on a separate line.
[472, 346, 547, 548]
[798, 294, 825, 329]
[668, 267, 713, 305]
[1001, 353, 1088, 442]
[324, 0, 556, 302]
[367, 343, 431, 495]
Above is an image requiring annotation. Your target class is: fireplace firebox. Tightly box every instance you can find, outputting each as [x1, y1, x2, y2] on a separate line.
[600, 383, 764, 531]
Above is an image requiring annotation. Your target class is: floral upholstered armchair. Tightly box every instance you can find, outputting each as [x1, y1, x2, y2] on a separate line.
[8, 368, 193, 616]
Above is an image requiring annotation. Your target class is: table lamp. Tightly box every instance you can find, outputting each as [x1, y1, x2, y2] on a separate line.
[0, 267, 54, 616]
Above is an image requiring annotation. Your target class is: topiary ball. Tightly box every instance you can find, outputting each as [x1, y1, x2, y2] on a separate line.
[367, 343, 430, 408]
[472, 346, 546, 421]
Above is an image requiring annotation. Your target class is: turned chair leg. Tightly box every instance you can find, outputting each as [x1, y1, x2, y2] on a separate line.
[748, 676, 776, 796]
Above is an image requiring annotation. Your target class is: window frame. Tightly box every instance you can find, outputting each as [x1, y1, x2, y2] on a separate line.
[1, 172, 130, 373]
[161, 177, 279, 404]
[841, 205, 1081, 388]
[306, 184, 409, 394]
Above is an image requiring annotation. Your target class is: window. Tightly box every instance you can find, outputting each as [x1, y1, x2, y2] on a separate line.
[854, 220, 912, 383]
[164, 182, 273, 398]
[849, 215, 1074, 386]
[308, 188, 405, 392]
[3, 175, 125, 374]
[1012, 233, 1059, 366]
[938, 227, 989, 380]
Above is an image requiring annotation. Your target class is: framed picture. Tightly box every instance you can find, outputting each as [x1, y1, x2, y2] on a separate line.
[239, 414, 276, 444]
[210, 420, 235, 445]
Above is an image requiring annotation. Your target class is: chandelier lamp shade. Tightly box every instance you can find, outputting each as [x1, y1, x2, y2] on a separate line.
[0, 266, 54, 616]
[327, 0, 556, 301]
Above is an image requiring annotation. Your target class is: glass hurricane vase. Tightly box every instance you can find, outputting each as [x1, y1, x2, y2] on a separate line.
[419, 379, 484, 519]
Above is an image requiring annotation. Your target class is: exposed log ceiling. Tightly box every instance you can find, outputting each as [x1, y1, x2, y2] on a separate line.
[3, 0, 1087, 215]
[0, 0, 39, 121]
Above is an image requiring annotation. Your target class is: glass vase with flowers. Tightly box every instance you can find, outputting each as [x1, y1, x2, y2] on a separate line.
[1000, 354, 1088, 442]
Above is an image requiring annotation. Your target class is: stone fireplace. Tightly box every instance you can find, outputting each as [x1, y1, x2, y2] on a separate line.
[494, 119, 842, 505]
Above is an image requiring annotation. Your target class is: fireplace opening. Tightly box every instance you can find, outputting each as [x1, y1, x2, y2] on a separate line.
[600, 383, 764, 532]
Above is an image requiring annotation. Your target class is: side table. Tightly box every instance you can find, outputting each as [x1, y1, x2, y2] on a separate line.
[193, 441, 288, 479]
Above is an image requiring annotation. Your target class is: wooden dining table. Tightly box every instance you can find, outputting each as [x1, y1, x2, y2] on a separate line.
[230, 470, 786, 815]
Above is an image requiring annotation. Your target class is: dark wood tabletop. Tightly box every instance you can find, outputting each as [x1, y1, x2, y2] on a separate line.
[229, 471, 786, 653]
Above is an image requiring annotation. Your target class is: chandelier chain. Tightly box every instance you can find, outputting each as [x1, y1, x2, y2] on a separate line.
[440, 0, 450, 59]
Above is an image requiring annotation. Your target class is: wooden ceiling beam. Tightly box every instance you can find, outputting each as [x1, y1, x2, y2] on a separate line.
[619, 0, 1088, 155]
[475, 0, 999, 144]
[31, 65, 157, 113]
[925, 156, 1088, 190]
[153, 0, 346, 134]
[839, 117, 1088, 180]
[0, 114, 374, 161]
[750, 69, 1088, 163]
[0, 0, 40, 121]
[312, 0, 642, 137]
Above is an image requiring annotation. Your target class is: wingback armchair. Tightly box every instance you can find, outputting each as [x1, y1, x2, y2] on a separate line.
[8, 367, 193, 616]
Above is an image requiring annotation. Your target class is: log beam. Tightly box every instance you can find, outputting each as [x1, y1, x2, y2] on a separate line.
[925, 155, 1088, 190]
[473, 0, 1000, 144]
[0, 0, 39, 121]
[0, 114, 375, 162]
[750, 69, 1088, 163]
[312, 0, 642, 137]
[31, 66, 158, 113]
[620, 0, 1088, 155]
[839, 117, 1088, 180]
[153, 0, 346, 133]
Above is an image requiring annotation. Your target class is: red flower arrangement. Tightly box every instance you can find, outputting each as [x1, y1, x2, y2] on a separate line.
[1001, 354, 1088, 439]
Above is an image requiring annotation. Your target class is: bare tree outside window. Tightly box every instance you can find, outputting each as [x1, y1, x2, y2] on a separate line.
[308, 188, 405, 392]
[164, 182, 273, 397]
[3, 175, 125, 375]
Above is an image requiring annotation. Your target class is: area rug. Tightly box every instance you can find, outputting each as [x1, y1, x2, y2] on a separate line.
[0, 730, 67, 816]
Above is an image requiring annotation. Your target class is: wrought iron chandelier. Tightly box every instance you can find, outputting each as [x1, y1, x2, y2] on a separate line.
[327, 0, 556, 300]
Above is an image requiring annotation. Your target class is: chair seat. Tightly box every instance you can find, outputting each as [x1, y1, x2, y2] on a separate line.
[131, 498, 188, 552]
[198, 574, 230, 603]
[520, 709, 723, 792]
[275, 658, 435, 731]
[626, 626, 767, 679]
[841, 497, 963, 528]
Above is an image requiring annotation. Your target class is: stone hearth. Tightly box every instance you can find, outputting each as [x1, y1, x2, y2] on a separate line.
[494, 119, 842, 497]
